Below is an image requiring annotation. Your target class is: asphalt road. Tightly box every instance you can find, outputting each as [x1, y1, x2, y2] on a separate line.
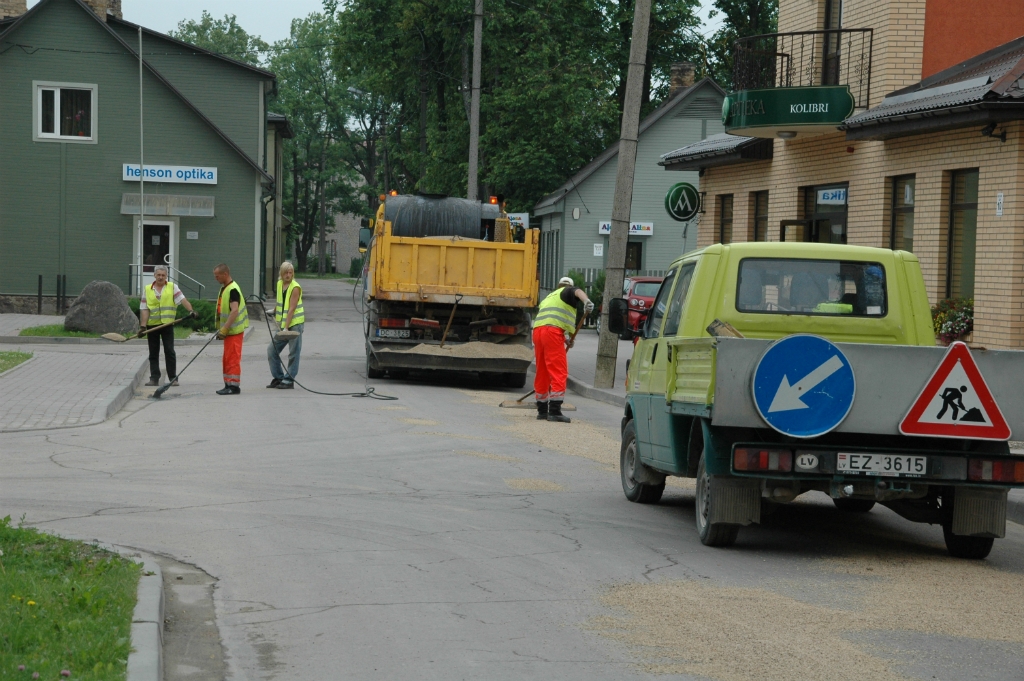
[3, 278, 1024, 681]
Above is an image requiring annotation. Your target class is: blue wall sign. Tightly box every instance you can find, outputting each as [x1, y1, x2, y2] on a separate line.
[752, 335, 855, 438]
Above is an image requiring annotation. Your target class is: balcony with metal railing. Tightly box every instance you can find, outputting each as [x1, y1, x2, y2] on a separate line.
[723, 29, 874, 139]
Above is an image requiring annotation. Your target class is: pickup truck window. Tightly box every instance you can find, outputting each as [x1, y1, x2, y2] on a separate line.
[736, 258, 887, 316]
[644, 268, 677, 338]
[663, 262, 696, 336]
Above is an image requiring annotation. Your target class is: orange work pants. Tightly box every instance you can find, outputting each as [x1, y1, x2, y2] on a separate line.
[223, 333, 243, 387]
[532, 325, 567, 403]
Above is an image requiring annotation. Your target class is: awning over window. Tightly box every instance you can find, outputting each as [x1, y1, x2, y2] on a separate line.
[120, 193, 215, 217]
[659, 133, 773, 171]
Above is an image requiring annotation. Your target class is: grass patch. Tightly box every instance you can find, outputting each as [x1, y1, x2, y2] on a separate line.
[0, 516, 140, 680]
[0, 352, 31, 374]
[18, 325, 98, 338]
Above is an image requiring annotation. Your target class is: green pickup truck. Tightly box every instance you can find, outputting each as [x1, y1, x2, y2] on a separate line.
[607, 242, 1024, 559]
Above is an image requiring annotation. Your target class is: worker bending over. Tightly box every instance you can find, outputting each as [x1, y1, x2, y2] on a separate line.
[140, 265, 195, 386]
[533, 276, 593, 423]
[213, 263, 249, 395]
[267, 261, 304, 389]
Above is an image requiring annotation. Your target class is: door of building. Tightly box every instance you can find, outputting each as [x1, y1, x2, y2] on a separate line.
[625, 241, 643, 271]
[135, 219, 175, 290]
[805, 184, 848, 244]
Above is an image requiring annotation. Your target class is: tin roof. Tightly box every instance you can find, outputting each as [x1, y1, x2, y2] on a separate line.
[658, 133, 773, 170]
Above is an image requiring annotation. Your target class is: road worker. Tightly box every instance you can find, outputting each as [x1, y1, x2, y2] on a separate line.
[267, 261, 304, 389]
[140, 265, 196, 387]
[213, 263, 248, 395]
[533, 276, 593, 423]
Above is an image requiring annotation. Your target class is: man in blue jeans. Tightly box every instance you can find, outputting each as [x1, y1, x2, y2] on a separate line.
[267, 261, 304, 389]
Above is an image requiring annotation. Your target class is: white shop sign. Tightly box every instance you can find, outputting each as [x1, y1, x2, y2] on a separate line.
[598, 221, 653, 236]
[817, 188, 847, 205]
[123, 164, 218, 185]
[507, 213, 529, 229]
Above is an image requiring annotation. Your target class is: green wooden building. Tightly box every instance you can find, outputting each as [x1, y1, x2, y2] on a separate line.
[0, 0, 289, 302]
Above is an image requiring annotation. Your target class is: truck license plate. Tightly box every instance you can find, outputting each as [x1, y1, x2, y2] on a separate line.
[837, 453, 927, 477]
[376, 329, 411, 339]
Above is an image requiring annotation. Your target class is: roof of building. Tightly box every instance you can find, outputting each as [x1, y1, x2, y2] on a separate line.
[658, 132, 773, 170]
[0, 0, 274, 185]
[533, 78, 726, 211]
[843, 34, 1024, 140]
[267, 112, 295, 139]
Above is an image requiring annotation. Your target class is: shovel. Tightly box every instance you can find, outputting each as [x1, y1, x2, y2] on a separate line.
[102, 315, 191, 343]
[499, 314, 587, 409]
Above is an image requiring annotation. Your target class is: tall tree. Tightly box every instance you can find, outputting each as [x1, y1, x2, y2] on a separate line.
[168, 11, 269, 65]
[706, 0, 778, 88]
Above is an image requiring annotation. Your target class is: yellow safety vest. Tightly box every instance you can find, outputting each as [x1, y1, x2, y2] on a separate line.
[145, 282, 176, 326]
[533, 288, 577, 333]
[217, 281, 249, 336]
[275, 280, 304, 329]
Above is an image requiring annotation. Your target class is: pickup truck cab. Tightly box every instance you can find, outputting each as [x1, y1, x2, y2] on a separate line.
[609, 242, 1024, 558]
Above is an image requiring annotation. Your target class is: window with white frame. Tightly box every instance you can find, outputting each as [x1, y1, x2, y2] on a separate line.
[35, 83, 96, 141]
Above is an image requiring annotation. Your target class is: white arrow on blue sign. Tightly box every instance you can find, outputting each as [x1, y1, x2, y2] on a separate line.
[752, 335, 856, 438]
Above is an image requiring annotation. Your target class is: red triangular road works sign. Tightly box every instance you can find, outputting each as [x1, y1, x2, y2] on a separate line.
[900, 341, 1011, 440]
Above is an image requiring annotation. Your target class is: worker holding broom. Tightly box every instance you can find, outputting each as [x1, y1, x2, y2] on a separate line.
[266, 261, 304, 389]
[533, 276, 593, 423]
[140, 265, 196, 387]
[213, 264, 248, 395]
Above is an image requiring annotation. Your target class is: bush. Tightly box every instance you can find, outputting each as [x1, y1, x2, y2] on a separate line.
[932, 297, 973, 343]
[127, 297, 215, 332]
[349, 256, 364, 278]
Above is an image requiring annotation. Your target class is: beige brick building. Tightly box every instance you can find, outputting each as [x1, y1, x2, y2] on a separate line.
[663, 0, 1024, 349]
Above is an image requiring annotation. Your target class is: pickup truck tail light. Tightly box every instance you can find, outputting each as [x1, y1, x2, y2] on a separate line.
[488, 324, 518, 335]
[968, 459, 1024, 483]
[378, 317, 410, 329]
[734, 448, 793, 472]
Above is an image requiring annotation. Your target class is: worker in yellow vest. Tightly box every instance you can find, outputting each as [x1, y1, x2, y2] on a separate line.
[139, 265, 196, 387]
[213, 263, 249, 395]
[533, 276, 593, 423]
[267, 261, 305, 389]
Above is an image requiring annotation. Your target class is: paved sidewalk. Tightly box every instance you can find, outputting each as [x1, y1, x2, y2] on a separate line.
[0, 313, 64, 335]
[0, 349, 146, 431]
[563, 328, 631, 406]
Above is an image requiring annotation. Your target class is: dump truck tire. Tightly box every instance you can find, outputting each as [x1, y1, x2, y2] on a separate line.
[366, 352, 384, 380]
[833, 498, 876, 513]
[942, 524, 994, 559]
[620, 420, 664, 504]
[696, 452, 740, 547]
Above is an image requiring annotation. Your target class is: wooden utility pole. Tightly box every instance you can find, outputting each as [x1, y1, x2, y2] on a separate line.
[467, 0, 482, 201]
[594, 0, 652, 389]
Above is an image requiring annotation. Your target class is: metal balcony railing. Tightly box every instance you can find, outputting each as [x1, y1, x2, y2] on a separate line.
[733, 28, 873, 109]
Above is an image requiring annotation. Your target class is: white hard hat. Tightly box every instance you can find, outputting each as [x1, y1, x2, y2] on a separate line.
[558, 276, 574, 287]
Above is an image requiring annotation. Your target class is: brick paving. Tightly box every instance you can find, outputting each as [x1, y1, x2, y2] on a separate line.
[0, 349, 146, 431]
[0, 314, 64, 336]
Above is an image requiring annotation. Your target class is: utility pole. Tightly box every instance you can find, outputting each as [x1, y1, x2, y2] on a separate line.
[594, 0, 652, 389]
[318, 151, 326, 275]
[467, 0, 482, 201]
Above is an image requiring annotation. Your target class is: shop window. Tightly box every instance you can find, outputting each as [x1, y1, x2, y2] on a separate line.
[947, 169, 979, 299]
[35, 82, 96, 141]
[625, 242, 642, 271]
[890, 175, 915, 252]
[718, 195, 734, 244]
[802, 183, 848, 244]
[752, 191, 769, 241]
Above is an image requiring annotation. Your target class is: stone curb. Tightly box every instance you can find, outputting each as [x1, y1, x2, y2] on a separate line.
[0, 325, 252, 346]
[128, 557, 165, 681]
[0, 354, 36, 379]
[100, 356, 149, 423]
[565, 374, 626, 408]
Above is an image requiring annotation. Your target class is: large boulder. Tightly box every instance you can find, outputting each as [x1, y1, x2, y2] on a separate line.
[64, 281, 139, 336]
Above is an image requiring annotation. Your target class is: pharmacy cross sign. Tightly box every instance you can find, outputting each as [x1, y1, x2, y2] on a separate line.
[665, 182, 700, 222]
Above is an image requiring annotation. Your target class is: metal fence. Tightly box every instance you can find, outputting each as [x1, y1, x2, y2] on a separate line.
[732, 29, 873, 109]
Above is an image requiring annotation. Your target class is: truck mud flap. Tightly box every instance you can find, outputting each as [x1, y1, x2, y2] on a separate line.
[708, 476, 761, 526]
[370, 341, 533, 373]
[952, 487, 1007, 538]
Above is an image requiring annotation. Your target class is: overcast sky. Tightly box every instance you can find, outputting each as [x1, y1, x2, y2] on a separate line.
[29, 0, 722, 44]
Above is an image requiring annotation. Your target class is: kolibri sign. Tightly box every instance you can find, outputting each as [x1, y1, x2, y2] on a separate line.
[123, 164, 218, 185]
[722, 86, 855, 133]
[598, 221, 653, 236]
[665, 182, 700, 222]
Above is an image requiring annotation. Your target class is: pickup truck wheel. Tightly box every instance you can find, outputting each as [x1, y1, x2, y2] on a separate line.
[366, 353, 384, 380]
[942, 525, 994, 559]
[832, 498, 876, 513]
[695, 453, 740, 547]
[620, 420, 664, 504]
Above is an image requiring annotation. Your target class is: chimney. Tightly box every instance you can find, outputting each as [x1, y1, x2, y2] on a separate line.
[81, 0, 122, 21]
[0, 0, 26, 18]
[670, 62, 696, 96]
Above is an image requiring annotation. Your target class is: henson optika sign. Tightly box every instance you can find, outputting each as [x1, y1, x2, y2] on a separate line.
[123, 164, 218, 185]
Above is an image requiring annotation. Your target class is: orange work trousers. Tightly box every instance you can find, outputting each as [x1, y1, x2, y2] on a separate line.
[532, 324, 567, 403]
[223, 333, 243, 387]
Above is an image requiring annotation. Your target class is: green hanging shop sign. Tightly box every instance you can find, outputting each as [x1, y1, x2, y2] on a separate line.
[722, 86, 855, 137]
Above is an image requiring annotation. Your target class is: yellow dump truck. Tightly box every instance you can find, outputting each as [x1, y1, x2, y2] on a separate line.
[362, 194, 539, 386]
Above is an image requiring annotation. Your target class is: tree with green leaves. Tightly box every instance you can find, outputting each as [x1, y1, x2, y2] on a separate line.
[167, 11, 269, 65]
[706, 0, 778, 88]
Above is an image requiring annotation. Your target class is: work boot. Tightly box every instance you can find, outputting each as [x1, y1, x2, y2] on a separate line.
[547, 401, 571, 423]
[216, 385, 238, 396]
[170, 379, 179, 387]
[145, 378, 160, 387]
[535, 401, 549, 420]
[267, 378, 282, 389]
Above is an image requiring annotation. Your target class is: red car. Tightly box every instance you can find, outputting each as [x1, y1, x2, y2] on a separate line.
[621, 276, 664, 338]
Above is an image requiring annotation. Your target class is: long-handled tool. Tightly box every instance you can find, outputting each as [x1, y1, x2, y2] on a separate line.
[102, 315, 191, 343]
[499, 313, 587, 409]
[439, 293, 464, 348]
[152, 332, 220, 399]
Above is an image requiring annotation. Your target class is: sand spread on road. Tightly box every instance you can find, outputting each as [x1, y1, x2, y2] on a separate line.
[457, 449, 521, 463]
[399, 417, 440, 426]
[504, 478, 564, 492]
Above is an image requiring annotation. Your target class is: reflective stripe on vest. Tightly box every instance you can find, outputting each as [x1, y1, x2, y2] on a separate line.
[145, 282, 176, 326]
[275, 280, 305, 329]
[533, 288, 577, 333]
[217, 281, 249, 335]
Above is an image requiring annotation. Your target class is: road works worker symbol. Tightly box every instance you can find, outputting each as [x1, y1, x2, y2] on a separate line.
[752, 334, 856, 438]
[899, 341, 1011, 440]
[665, 182, 700, 222]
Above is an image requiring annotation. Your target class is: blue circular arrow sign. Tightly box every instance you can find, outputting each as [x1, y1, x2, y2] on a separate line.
[752, 334, 856, 438]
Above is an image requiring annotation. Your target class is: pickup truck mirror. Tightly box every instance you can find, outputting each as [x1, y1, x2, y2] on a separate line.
[358, 227, 372, 251]
[607, 298, 630, 336]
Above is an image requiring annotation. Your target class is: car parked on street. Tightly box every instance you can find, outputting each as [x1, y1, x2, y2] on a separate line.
[620, 276, 664, 339]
